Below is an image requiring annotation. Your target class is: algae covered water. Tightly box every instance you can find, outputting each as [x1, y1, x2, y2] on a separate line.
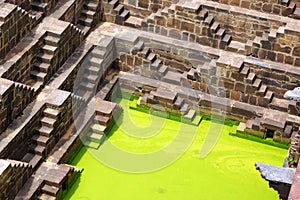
[65, 100, 286, 200]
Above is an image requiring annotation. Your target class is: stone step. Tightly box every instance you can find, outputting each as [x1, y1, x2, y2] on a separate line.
[204, 15, 214, 26]
[270, 98, 290, 112]
[184, 109, 196, 121]
[33, 61, 50, 73]
[21, 153, 42, 169]
[198, 10, 208, 20]
[92, 48, 106, 59]
[83, 74, 98, 83]
[227, 40, 246, 54]
[240, 66, 249, 76]
[89, 56, 103, 66]
[37, 52, 52, 63]
[124, 16, 143, 28]
[264, 90, 274, 102]
[38, 193, 56, 200]
[180, 103, 189, 114]
[84, 1, 98, 11]
[114, 4, 124, 15]
[29, 143, 46, 156]
[44, 35, 60, 46]
[151, 59, 162, 70]
[84, 140, 101, 149]
[140, 47, 150, 58]
[187, 68, 196, 80]
[211, 22, 220, 33]
[37, 125, 53, 137]
[41, 184, 60, 197]
[253, 78, 262, 88]
[236, 122, 246, 133]
[32, 134, 49, 147]
[43, 108, 59, 119]
[79, 82, 95, 91]
[42, 45, 57, 55]
[89, 133, 104, 143]
[220, 34, 232, 46]
[116, 10, 130, 25]
[246, 72, 256, 84]
[41, 117, 56, 128]
[158, 65, 168, 75]
[253, 36, 262, 47]
[257, 84, 267, 96]
[147, 53, 157, 62]
[268, 28, 277, 40]
[215, 28, 225, 39]
[174, 96, 184, 109]
[109, 0, 119, 8]
[134, 40, 144, 51]
[87, 66, 100, 74]
[81, 9, 95, 18]
[79, 16, 93, 26]
[94, 115, 110, 126]
[91, 124, 106, 134]
[30, 70, 47, 81]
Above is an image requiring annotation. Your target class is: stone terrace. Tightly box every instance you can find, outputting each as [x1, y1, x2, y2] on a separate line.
[0, 0, 299, 199]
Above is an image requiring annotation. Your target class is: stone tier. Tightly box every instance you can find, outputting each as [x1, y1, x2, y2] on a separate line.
[0, 2, 36, 58]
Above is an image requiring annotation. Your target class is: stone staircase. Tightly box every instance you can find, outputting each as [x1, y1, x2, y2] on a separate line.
[236, 65, 274, 107]
[21, 107, 60, 170]
[29, 23, 84, 89]
[140, 89, 199, 124]
[130, 41, 177, 80]
[75, 47, 106, 101]
[78, 1, 100, 35]
[139, 3, 233, 50]
[30, 35, 58, 88]
[103, 0, 130, 25]
[35, 163, 80, 199]
[84, 101, 122, 149]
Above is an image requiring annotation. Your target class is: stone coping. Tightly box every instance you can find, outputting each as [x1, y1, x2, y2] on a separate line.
[255, 162, 295, 184]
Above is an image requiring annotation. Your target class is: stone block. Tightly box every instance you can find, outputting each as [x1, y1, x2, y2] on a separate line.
[230, 90, 240, 101]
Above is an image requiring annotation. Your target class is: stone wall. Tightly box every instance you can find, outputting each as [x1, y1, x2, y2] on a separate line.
[122, 0, 177, 16]
[209, 0, 295, 16]
[0, 159, 33, 199]
[0, 35, 43, 83]
[0, 2, 35, 59]
[51, 0, 85, 23]
[0, 78, 35, 134]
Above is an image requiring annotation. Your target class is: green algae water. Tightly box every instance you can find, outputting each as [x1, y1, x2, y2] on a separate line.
[65, 99, 287, 200]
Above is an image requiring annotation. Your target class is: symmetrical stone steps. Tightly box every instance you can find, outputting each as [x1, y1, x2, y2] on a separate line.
[22, 107, 60, 170]
[30, 38, 57, 84]
[140, 89, 197, 121]
[78, 1, 100, 35]
[74, 47, 107, 101]
[85, 101, 122, 149]
[229, 64, 274, 106]
[104, 0, 130, 25]
[139, 3, 233, 51]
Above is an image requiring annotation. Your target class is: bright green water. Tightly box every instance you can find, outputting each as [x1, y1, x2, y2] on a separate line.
[64, 99, 286, 200]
